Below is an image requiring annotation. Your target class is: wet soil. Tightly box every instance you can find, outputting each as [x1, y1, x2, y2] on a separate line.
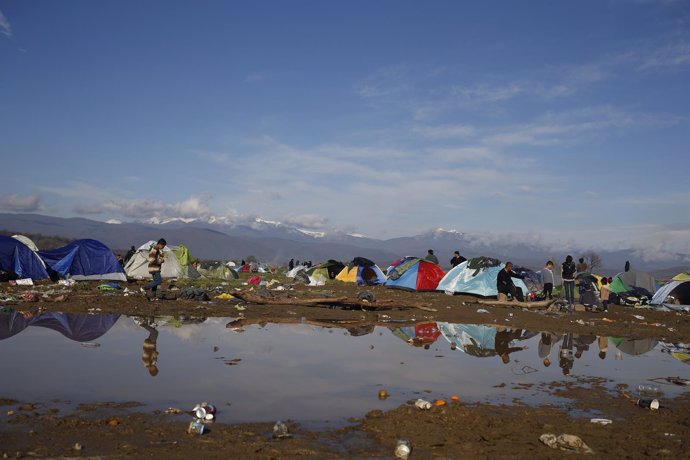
[2, 278, 690, 458]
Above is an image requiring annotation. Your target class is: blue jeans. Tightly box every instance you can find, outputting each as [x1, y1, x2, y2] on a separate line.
[144, 272, 162, 297]
[564, 280, 575, 305]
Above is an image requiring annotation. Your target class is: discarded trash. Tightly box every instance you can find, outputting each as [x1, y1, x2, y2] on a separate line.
[273, 420, 291, 438]
[165, 407, 183, 414]
[187, 419, 205, 435]
[633, 315, 645, 320]
[21, 292, 40, 302]
[215, 293, 235, 300]
[378, 389, 389, 400]
[476, 309, 490, 314]
[434, 399, 446, 406]
[590, 418, 612, 425]
[357, 291, 376, 303]
[80, 342, 101, 348]
[15, 278, 34, 286]
[414, 398, 432, 410]
[636, 398, 660, 410]
[637, 385, 660, 396]
[73, 443, 83, 451]
[615, 350, 623, 360]
[395, 439, 411, 459]
[450, 394, 460, 402]
[539, 433, 594, 454]
[193, 402, 216, 420]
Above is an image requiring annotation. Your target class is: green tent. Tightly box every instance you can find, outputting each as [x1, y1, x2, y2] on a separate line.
[608, 275, 631, 294]
[173, 244, 194, 267]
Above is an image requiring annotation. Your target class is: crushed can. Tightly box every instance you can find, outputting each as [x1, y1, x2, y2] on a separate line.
[187, 419, 205, 435]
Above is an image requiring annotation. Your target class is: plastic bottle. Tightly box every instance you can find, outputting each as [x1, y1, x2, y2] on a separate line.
[395, 439, 411, 459]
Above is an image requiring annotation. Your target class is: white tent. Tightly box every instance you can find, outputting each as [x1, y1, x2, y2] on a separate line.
[124, 241, 183, 279]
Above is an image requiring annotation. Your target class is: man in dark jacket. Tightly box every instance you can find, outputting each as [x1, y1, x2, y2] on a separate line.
[496, 261, 525, 301]
[450, 251, 467, 268]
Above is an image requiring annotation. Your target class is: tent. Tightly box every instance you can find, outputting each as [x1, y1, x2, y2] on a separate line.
[39, 239, 126, 281]
[306, 260, 345, 280]
[608, 275, 631, 294]
[617, 270, 658, 295]
[335, 257, 387, 285]
[11, 234, 39, 252]
[436, 259, 529, 297]
[172, 244, 193, 267]
[385, 257, 445, 291]
[651, 278, 690, 312]
[0, 235, 50, 280]
[124, 241, 183, 279]
[673, 272, 690, 281]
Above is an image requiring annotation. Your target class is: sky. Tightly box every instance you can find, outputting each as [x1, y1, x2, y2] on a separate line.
[1, 0, 690, 258]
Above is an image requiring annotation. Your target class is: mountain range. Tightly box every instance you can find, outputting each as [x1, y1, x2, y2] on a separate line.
[0, 213, 687, 276]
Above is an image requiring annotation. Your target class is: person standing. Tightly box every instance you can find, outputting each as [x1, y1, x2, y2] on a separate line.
[562, 255, 577, 309]
[425, 249, 439, 264]
[542, 260, 555, 299]
[142, 238, 166, 300]
[288, 258, 294, 270]
[496, 261, 525, 302]
[599, 277, 611, 312]
[576, 257, 588, 273]
[450, 251, 466, 268]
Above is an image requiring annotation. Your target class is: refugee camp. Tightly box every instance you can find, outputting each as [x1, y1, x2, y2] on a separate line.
[2, 1, 690, 458]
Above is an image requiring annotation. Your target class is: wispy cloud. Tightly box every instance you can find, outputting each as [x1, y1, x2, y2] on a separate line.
[412, 124, 476, 139]
[74, 195, 212, 219]
[0, 194, 40, 212]
[0, 9, 12, 38]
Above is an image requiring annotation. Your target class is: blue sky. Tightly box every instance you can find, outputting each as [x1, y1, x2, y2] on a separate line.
[1, 1, 689, 260]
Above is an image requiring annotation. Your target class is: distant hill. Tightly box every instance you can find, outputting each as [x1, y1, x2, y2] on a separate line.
[0, 213, 688, 273]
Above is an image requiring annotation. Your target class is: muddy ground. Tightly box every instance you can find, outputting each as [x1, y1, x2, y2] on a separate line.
[1, 277, 690, 458]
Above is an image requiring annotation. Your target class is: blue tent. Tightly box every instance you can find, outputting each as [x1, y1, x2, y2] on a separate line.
[437, 322, 498, 358]
[0, 235, 49, 280]
[39, 239, 126, 281]
[385, 257, 445, 291]
[437, 260, 529, 297]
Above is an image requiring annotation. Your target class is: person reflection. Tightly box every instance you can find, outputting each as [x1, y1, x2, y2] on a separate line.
[494, 327, 527, 364]
[574, 334, 596, 360]
[597, 336, 608, 360]
[538, 332, 561, 367]
[140, 318, 159, 377]
[559, 333, 575, 375]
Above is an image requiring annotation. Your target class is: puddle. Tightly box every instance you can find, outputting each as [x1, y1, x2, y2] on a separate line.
[0, 312, 688, 425]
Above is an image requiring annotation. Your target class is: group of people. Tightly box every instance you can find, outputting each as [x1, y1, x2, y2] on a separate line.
[288, 259, 313, 270]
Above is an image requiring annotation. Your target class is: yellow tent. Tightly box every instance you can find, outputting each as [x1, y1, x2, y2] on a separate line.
[336, 265, 358, 283]
[673, 272, 690, 281]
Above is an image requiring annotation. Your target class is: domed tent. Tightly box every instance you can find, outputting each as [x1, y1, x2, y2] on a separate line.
[651, 277, 690, 312]
[124, 241, 183, 279]
[11, 235, 39, 252]
[336, 257, 387, 285]
[389, 322, 441, 347]
[306, 260, 345, 280]
[0, 235, 49, 280]
[38, 239, 126, 281]
[171, 244, 201, 279]
[436, 257, 529, 298]
[438, 322, 498, 358]
[617, 270, 658, 295]
[385, 257, 445, 291]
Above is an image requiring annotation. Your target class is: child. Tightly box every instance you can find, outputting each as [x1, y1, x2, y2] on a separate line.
[542, 261, 554, 300]
[599, 277, 611, 312]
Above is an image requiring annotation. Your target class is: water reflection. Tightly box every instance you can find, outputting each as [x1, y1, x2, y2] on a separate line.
[0, 313, 688, 424]
[0, 311, 120, 343]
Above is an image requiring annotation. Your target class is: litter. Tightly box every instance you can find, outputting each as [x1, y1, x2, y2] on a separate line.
[272, 420, 291, 439]
[539, 433, 594, 454]
[633, 315, 645, 320]
[14, 278, 34, 286]
[590, 418, 612, 425]
[476, 309, 490, 313]
[395, 439, 411, 459]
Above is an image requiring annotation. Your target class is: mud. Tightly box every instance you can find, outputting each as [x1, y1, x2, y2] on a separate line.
[2, 278, 690, 458]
